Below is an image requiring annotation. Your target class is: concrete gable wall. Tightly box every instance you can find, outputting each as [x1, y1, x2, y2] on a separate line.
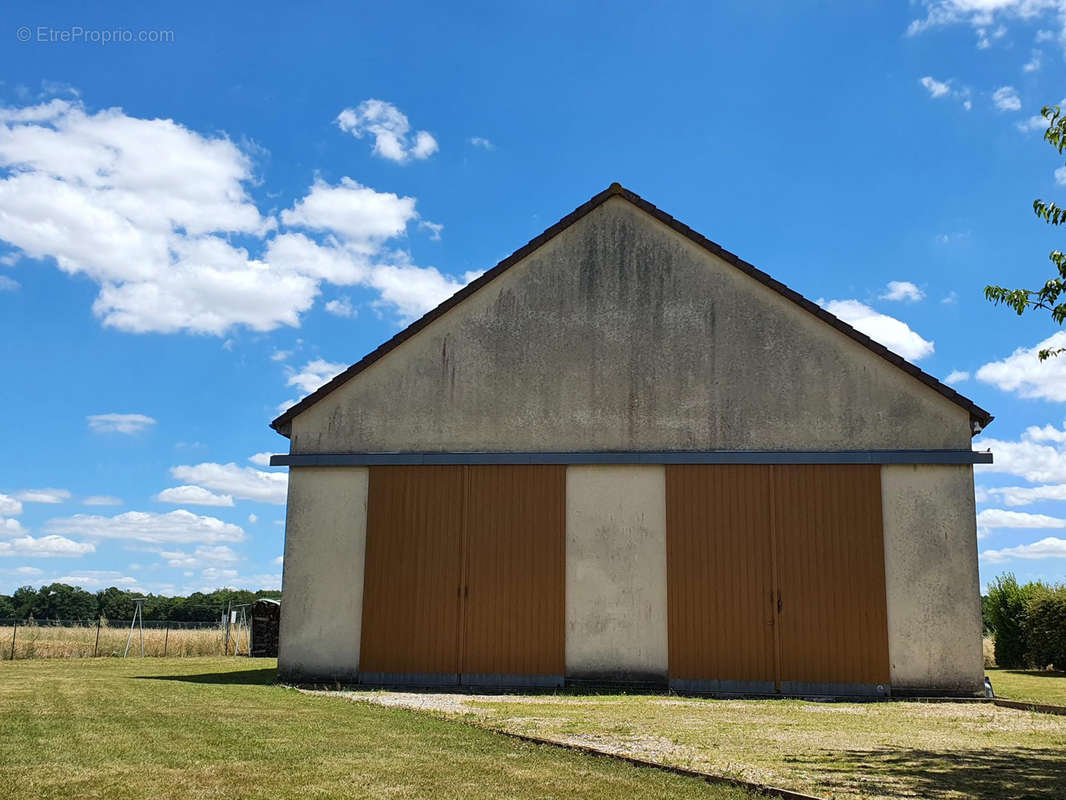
[290, 197, 971, 453]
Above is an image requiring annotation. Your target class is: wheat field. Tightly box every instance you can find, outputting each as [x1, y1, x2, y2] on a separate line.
[0, 621, 246, 659]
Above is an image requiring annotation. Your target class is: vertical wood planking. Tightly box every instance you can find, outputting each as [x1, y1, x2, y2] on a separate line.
[359, 466, 464, 678]
[461, 465, 566, 678]
[771, 464, 891, 687]
[665, 465, 776, 685]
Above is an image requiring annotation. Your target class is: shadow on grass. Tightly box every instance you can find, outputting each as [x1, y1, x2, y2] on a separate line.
[787, 746, 1066, 799]
[137, 667, 278, 686]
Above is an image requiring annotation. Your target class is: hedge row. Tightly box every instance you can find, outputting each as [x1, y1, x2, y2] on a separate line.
[985, 574, 1066, 670]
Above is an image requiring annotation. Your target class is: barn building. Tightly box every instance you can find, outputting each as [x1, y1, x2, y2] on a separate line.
[269, 184, 993, 697]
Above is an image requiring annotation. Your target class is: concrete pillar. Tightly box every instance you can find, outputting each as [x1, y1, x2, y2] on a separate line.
[881, 464, 984, 694]
[278, 466, 368, 682]
[565, 465, 668, 683]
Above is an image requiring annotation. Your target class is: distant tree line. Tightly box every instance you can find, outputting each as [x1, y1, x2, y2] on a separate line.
[984, 574, 1066, 670]
[0, 584, 281, 623]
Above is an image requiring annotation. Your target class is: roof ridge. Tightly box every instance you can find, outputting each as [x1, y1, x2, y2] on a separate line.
[271, 184, 992, 437]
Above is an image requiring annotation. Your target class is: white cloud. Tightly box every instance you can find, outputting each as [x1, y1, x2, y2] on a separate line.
[276, 398, 298, 415]
[975, 423, 1066, 483]
[945, 369, 970, 384]
[975, 485, 991, 503]
[976, 331, 1066, 401]
[286, 359, 347, 395]
[14, 488, 71, 504]
[47, 570, 139, 590]
[87, 412, 156, 434]
[272, 179, 471, 321]
[0, 274, 18, 291]
[0, 99, 464, 333]
[941, 290, 959, 304]
[418, 220, 443, 240]
[45, 509, 245, 544]
[248, 513, 258, 524]
[987, 483, 1066, 505]
[14, 566, 42, 576]
[977, 508, 1066, 529]
[169, 463, 288, 505]
[324, 296, 357, 318]
[469, 136, 495, 150]
[1024, 48, 1044, 70]
[1, 517, 27, 536]
[818, 299, 935, 361]
[879, 281, 925, 302]
[335, 100, 439, 163]
[364, 255, 468, 322]
[154, 485, 235, 507]
[270, 349, 292, 362]
[993, 86, 1022, 112]
[918, 77, 972, 109]
[0, 494, 23, 516]
[1056, 166, 1066, 186]
[1026, 422, 1066, 442]
[279, 178, 416, 244]
[1017, 100, 1066, 132]
[201, 566, 239, 583]
[0, 535, 94, 558]
[920, 76, 952, 98]
[273, 555, 283, 566]
[0, 100, 311, 335]
[907, 1, 1065, 50]
[160, 544, 240, 568]
[1018, 113, 1048, 132]
[248, 452, 273, 467]
[197, 570, 281, 591]
[82, 495, 122, 506]
[982, 536, 1066, 562]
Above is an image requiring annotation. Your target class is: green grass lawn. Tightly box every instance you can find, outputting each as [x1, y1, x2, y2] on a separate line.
[987, 667, 1066, 707]
[0, 657, 751, 800]
[328, 688, 1066, 800]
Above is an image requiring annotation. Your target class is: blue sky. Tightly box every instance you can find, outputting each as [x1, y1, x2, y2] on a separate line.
[2, 0, 1066, 595]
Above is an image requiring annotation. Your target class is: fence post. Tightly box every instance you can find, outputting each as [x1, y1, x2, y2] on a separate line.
[224, 600, 232, 656]
[93, 618, 101, 658]
[9, 620, 16, 660]
[163, 623, 169, 657]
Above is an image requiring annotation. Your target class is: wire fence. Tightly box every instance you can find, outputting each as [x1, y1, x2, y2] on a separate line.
[0, 618, 251, 660]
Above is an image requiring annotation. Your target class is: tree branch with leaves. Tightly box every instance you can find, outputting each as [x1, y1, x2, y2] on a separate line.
[985, 104, 1066, 360]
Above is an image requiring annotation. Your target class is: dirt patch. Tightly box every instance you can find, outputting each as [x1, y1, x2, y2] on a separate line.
[305, 689, 485, 716]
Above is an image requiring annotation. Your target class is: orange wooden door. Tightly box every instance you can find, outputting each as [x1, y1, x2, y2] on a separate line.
[460, 465, 566, 686]
[771, 465, 891, 694]
[359, 465, 465, 685]
[665, 465, 777, 693]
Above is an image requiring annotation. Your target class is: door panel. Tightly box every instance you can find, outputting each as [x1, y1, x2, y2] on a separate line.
[666, 465, 777, 692]
[359, 466, 464, 683]
[461, 465, 566, 683]
[771, 465, 891, 691]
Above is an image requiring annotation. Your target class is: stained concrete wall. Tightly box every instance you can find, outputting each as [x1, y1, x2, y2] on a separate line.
[277, 467, 368, 682]
[289, 196, 972, 454]
[565, 466, 668, 682]
[881, 465, 984, 694]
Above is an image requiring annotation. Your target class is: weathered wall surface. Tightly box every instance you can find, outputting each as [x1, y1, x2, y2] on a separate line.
[289, 196, 972, 454]
[277, 467, 368, 682]
[881, 465, 984, 694]
[565, 465, 668, 682]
